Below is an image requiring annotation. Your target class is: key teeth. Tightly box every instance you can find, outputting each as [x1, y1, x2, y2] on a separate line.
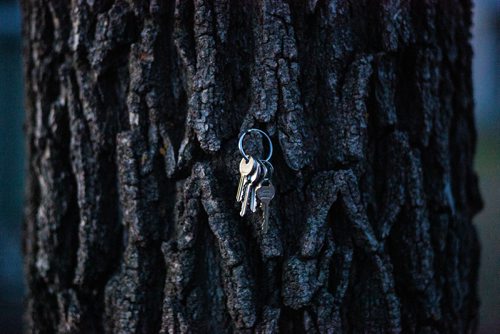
[250, 187, 259, 213]
[236, 175, 245, 201]
[240, 195, 247, 216]
[240, 182, 251, 217]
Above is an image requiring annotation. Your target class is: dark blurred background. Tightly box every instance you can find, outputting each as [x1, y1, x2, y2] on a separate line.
[0, 0, 498, 333]
[0, 1, 24, 333]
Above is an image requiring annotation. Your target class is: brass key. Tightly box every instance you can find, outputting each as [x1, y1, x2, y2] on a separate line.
[236, 156, 257, 202]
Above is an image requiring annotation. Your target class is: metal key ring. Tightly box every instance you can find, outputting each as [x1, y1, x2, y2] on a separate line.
[238, 128, 273, 162]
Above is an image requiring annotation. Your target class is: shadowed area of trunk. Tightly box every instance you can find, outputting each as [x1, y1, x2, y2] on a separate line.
[22, 0, 482, 333]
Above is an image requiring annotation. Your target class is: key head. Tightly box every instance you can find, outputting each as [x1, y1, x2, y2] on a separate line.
[248, 163, 261, 182]
[240, 156, 256, 175]
[256, 181, 275, 203]
[257, 160, 268, 181]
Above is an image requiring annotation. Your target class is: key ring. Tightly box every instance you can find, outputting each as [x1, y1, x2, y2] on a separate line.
[238, 128, 273, 162]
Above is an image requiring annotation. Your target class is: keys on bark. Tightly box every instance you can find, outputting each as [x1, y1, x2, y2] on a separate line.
[236, 129, 275, 230]
[255, 180, 275, 232]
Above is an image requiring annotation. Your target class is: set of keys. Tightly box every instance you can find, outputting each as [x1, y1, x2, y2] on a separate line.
[236, 129, 275, 232]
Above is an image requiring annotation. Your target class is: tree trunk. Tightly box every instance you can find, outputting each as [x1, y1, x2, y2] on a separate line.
[22, 0, 483, 333]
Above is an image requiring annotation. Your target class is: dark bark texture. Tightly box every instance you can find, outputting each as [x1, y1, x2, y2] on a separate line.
[22, 0, 483, 333]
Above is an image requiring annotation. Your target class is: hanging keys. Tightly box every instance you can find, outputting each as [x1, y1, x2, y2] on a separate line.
[236, 129, 276, 231]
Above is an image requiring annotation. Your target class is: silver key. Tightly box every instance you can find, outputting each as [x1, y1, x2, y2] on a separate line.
[250, 161, 267, 213]
[255, 180, 275, 232]
[240, 164, 261, 217]
[236, 156, 257, 202]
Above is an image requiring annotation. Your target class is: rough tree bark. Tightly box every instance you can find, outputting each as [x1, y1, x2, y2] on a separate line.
[22, 0, 483, 333]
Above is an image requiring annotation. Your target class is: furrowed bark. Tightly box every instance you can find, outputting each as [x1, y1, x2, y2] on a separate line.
[22, 0, 482, 333]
